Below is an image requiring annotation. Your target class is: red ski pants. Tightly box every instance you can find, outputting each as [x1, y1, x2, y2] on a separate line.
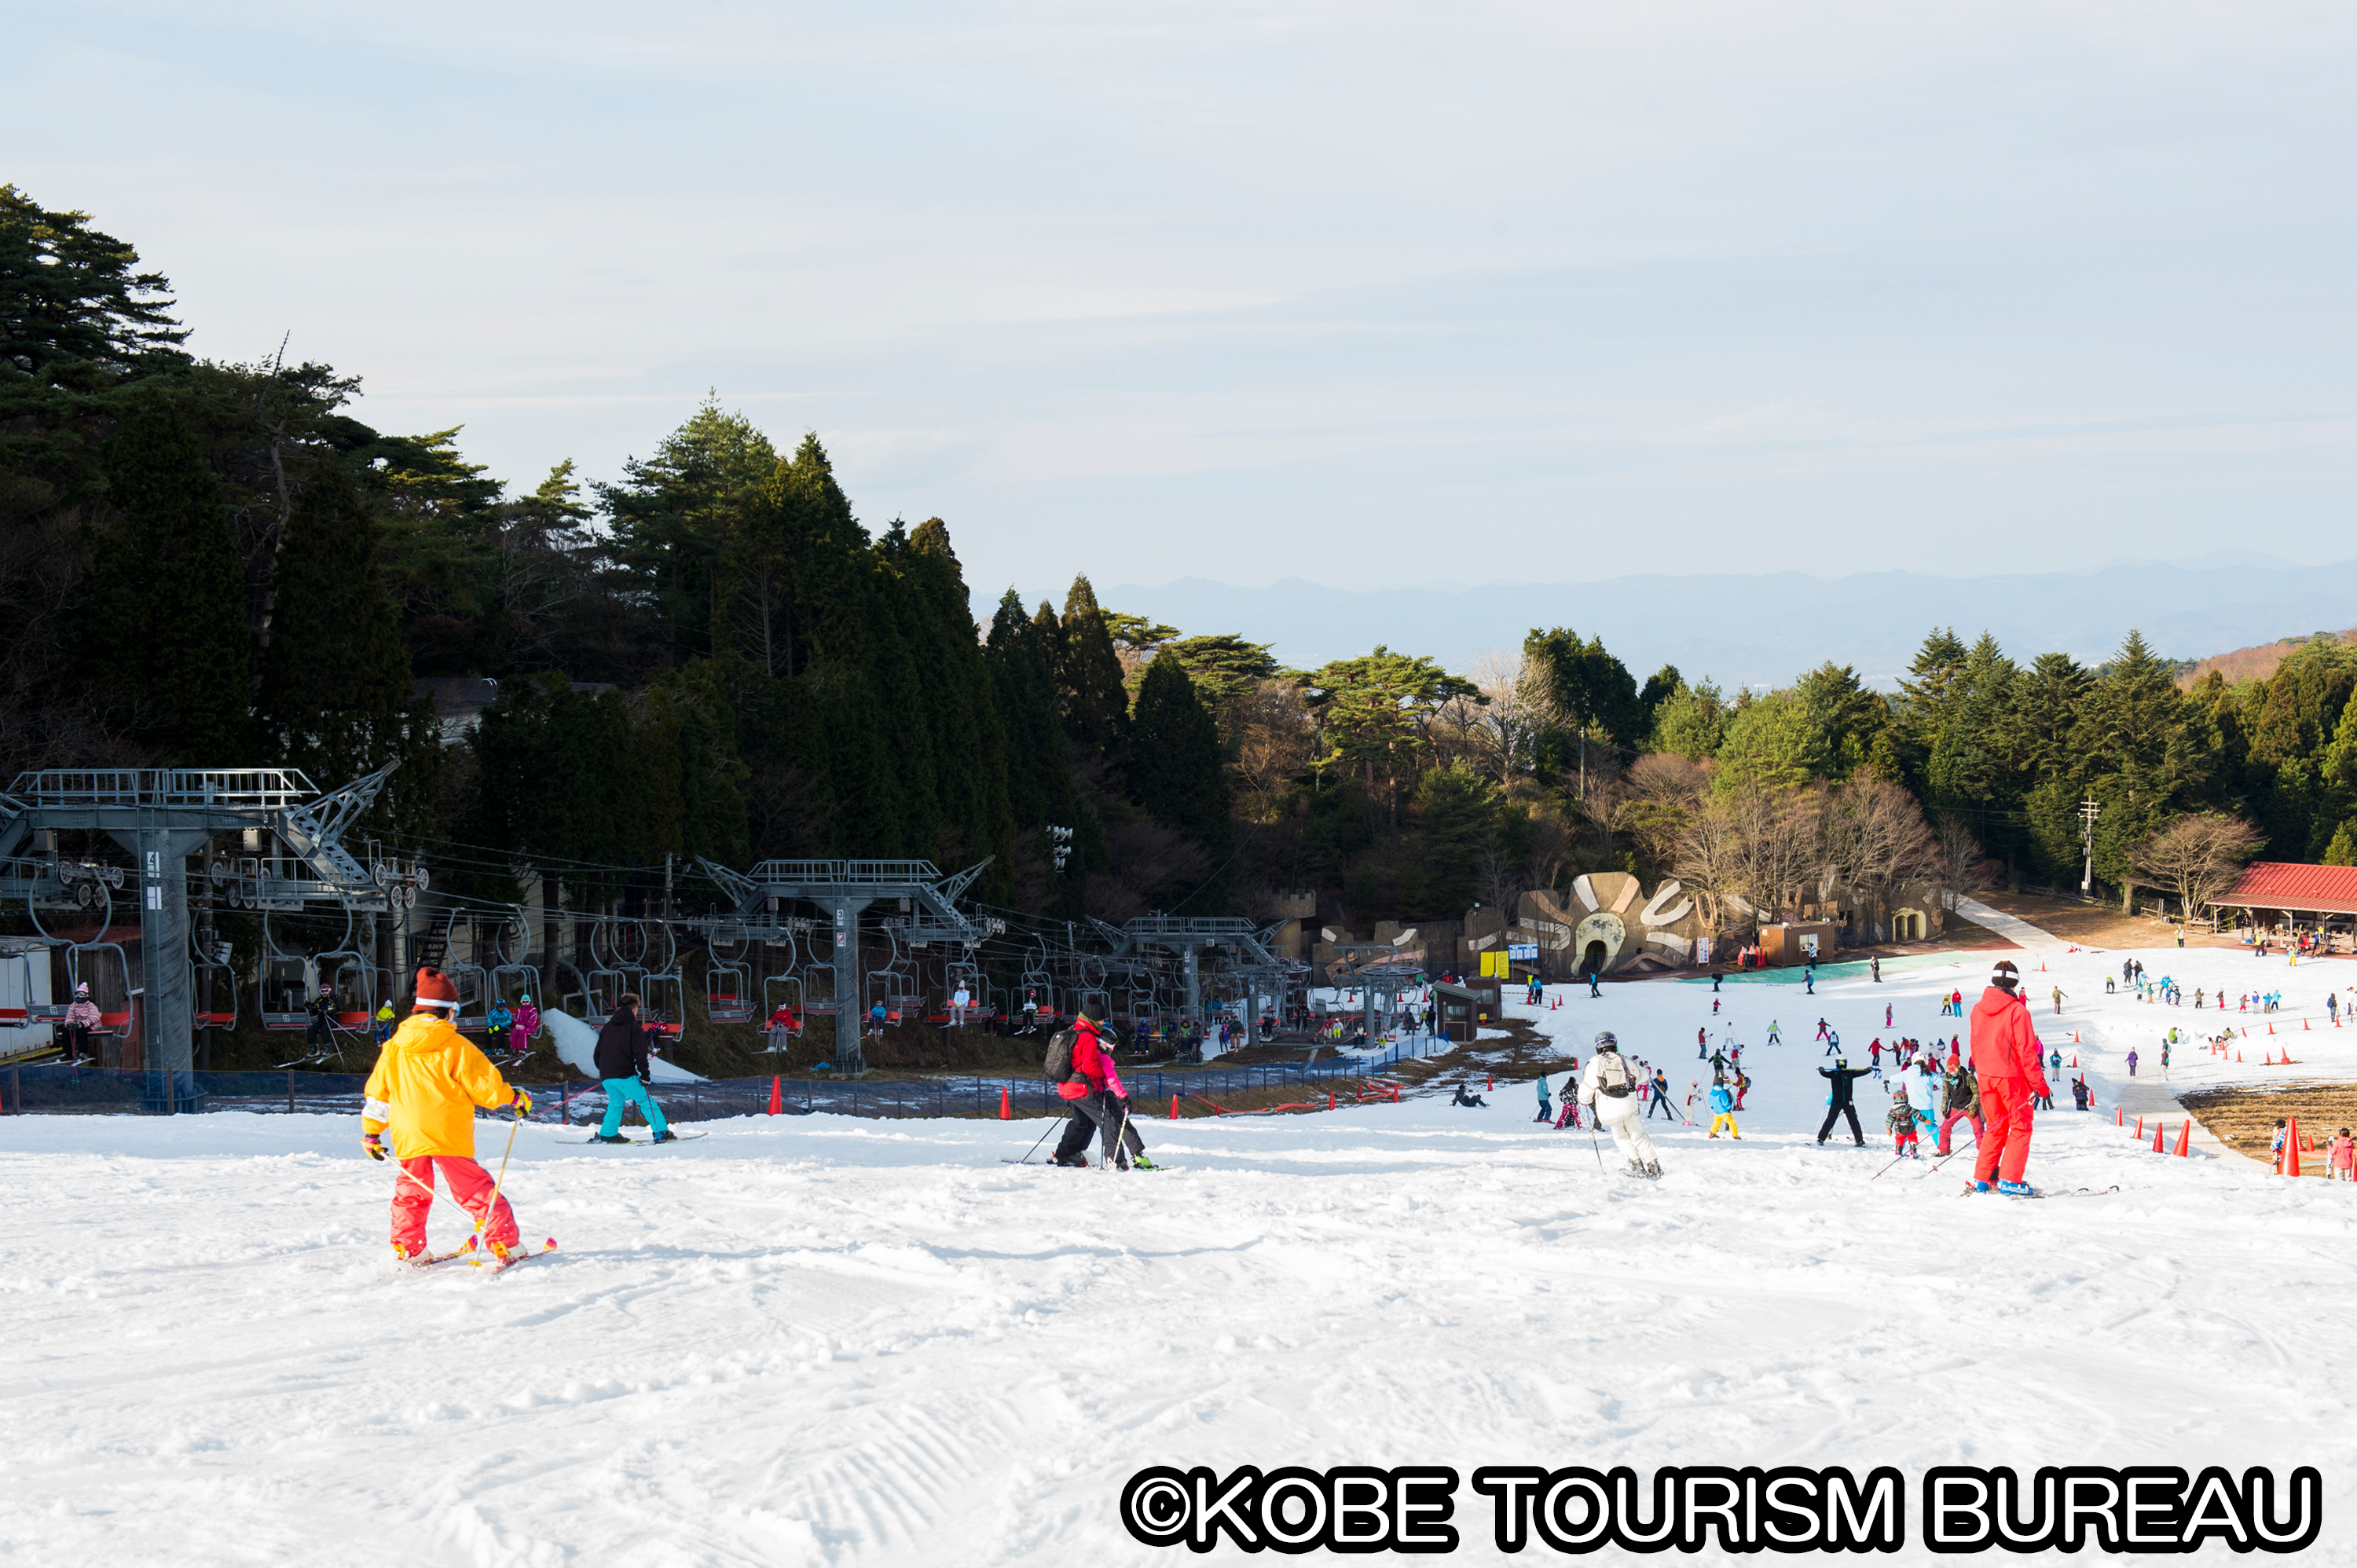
[1972, 1079, 2036, 1185]
[392, 1156, 519, 1252]
[1936, 1108, 1982, 1157]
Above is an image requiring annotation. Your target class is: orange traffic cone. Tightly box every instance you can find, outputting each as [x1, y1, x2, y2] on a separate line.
[2135, 1116, 2144, 1139]
[2069, 1055, 2077, 1067]
[2152, 1122, 2164, 1152]
[997, 1086, 1011, 1119]
[2174, 1121, 2190, 1157]
[2286, 1116, 2304, 1177]
[1328, 1090, 1335, 1112]
[768, 1075, 783, 1116]
[1486, 1075, 1494, 1092]
[1170, 1094, 1180, 1119]
[2115, 1107, 2124, 1127]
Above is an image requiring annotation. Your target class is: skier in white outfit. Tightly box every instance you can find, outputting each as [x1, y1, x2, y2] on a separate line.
[1578, 1031, 1662, 1178]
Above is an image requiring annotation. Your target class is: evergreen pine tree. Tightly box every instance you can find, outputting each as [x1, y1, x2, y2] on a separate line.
[2324, 819, 2357, 867]
[905, 519, 1015, 881]
[1057, 575, 1131, 771]
[984, 590, 1076, 839]
[75, 391, 251, 760]
[1128, 650, 1233, 907]
[255, 466, 430, 792]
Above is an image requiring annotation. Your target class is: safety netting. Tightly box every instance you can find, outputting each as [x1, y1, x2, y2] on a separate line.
[0, 1051, 1409, 1123]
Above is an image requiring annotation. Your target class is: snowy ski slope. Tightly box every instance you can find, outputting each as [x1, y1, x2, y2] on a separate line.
[2, 942, 2354, 1563]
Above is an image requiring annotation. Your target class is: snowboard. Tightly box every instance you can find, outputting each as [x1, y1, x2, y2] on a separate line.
[561, 1130, 710, 1145]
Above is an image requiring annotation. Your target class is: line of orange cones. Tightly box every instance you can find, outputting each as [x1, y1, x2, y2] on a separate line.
[2118, 1105, 2192, 1157]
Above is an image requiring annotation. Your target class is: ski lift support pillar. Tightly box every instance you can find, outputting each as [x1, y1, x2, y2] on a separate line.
[1105, 917, 1283, 1028]
[0, 766, 397, 1112]
[698, 856, 998, 1075]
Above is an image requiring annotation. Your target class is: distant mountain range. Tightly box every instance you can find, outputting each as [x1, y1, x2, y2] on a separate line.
[1102, 555, 2357, 689]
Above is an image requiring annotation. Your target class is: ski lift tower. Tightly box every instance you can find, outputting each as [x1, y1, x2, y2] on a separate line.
[698, 857, 998, 1075]
[1327, 934, 1427, 1042]
[0, 766, 398, 1112]
[1102, 917, 1288, 1032]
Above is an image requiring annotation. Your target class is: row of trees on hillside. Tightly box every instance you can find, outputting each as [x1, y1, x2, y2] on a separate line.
[5, 181, 2337, 941]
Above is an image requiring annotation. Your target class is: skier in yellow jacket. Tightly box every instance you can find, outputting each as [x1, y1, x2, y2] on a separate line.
[362, 966, 533, 1260]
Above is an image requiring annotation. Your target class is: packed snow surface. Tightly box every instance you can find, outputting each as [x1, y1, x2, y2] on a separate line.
[5, 941, 2356, 1564]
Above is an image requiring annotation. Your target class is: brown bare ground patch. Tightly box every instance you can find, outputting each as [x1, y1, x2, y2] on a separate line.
[1970, 889, 2244, 951]
[2179, 1079, 2357, 1173]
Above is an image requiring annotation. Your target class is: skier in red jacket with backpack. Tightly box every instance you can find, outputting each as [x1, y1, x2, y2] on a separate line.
[1969, 958, 2051, 1196]
[1049, 1002, 1150, 1168]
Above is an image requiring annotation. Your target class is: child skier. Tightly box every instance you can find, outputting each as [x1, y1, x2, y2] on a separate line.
[1553, 1064, 1582, 1129]
[372, 1000, 396, 1046]
[1535, 1074, 1553, 1123]
[511, 993, 541, 1056]
[1706, 1079, 1739, 1139]
[486, 995, 514, 1059]
[2331, 1129, 2354, 1182]
[1886, 1085, 1922, 1158]
[361, 966, 533, 1262]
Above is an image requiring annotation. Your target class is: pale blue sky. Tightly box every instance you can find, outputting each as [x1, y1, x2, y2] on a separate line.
[16, 2, 2355, 599]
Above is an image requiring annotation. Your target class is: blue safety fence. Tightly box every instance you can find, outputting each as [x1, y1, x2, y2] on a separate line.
[0, 1046, 1413, 1122]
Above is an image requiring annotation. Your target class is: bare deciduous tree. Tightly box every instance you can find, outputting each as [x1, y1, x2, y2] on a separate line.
[1930, 814, 1996, 913]
[1818, 778, 1939, 931]
[2131, 811, 2262, 922]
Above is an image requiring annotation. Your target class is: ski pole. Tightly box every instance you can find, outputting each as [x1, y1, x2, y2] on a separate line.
[1926, 1128, 1980, 1176]
[1586, 1116, 1607, 1174]
[1015, 1113, 1059, 1164]
[465, 1097, 526, 1262]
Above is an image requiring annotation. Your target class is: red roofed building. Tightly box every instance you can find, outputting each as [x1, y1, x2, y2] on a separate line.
[2210, 862, 2357, 923]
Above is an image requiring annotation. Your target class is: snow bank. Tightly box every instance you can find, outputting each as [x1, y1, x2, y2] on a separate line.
[1, 940, 2351, 1563]
[543, 1006, 705, 1082]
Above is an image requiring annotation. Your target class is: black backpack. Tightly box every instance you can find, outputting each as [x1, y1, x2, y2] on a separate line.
[1043, 1027, 1080, 1084]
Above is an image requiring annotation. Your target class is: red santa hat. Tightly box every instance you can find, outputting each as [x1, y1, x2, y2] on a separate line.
[412, 966, 460, 1013]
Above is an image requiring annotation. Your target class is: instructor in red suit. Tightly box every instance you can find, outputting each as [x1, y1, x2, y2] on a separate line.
[1969, 958, 2051, 1196]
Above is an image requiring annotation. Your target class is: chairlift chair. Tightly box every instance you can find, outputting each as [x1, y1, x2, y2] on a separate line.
[315, 949, 374, 1030]
[486, 905, 540, 1018]
[260, 952, 314, 1031]
[706, 935, 753, 1024]
[762, 973, 806, 1053]
[69, 941, 136, 1041]
[189, 935, 236, 1032]
[866, 920, 922, 1027]
[0, 950, 40, 1037]
[637, 924, 685, 1047]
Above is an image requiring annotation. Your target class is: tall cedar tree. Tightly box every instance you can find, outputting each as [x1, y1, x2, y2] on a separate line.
[76, 393, 252, 760]
[254, 467, 436, 809]
[1129, 651, 1233, 908]
[985, 591, 1077, 847]
[902, 519, 1016, 884]
[1057, 575, 1131, 773]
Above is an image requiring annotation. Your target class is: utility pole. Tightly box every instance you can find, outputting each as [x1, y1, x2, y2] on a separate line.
[2078, 797, 2102, 896]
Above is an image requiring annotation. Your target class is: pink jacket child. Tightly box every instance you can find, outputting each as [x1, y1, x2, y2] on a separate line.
[2330, 1131, 2355, 1181]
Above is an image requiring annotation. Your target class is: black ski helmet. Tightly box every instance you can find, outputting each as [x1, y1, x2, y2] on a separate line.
[1835, 1058, 1847, 1068]
[1593, 1031, 1619, 1052]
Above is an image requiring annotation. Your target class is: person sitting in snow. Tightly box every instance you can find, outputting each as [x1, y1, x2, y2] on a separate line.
[361, 966, 533, 1263]
[1451, 1081, 1489, 1108]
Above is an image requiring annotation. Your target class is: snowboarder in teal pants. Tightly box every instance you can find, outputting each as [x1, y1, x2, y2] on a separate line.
[593, 994, 676, 1144]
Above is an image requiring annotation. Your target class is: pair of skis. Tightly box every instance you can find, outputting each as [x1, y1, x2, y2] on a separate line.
[406, 1235, 559, 1273]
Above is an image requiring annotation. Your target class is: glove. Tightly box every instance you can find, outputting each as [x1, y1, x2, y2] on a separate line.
[511, 1089, 533, 1116]
[363, 1132, 387, 1162]
[637, 1070, 652, 1088]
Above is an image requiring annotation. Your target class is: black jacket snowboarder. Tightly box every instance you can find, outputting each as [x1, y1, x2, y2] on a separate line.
[1816, 1061, 1874, 1145]
[594, 1001, 654, 1081]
